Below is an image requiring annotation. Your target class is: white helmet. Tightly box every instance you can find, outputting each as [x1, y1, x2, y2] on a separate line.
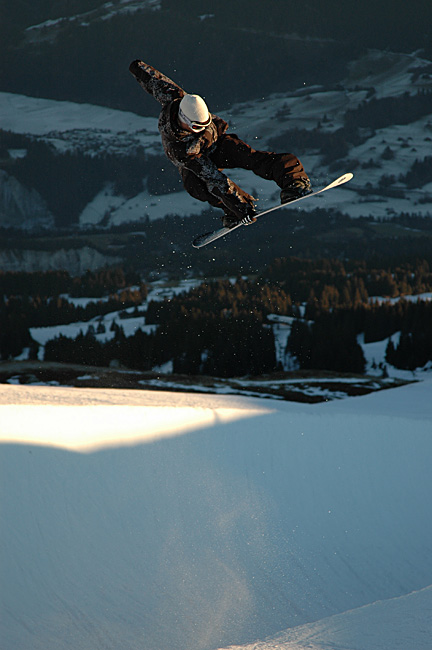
[178, 94, 211, 131]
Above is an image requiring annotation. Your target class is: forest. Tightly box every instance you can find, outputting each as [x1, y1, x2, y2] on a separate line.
[1, 258, 432, 376]
[0, 268, 146, 360]
[344, 90, 432, 131]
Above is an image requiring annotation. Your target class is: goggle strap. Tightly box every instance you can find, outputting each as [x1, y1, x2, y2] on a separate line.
[178, 107, 210, 131]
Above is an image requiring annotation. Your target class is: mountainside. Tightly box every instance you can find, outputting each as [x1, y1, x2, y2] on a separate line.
[0, 169, 54, 229]
[1, 49, 432, 234]
[1, 1, 432, 274]
[1, 0, 431, 110]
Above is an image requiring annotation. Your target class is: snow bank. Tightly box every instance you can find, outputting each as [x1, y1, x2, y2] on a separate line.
[1, 380, 432, 650]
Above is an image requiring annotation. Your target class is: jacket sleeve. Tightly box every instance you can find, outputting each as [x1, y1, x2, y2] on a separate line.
[129, 60, 186, 105]
[184, 154, 257, 215]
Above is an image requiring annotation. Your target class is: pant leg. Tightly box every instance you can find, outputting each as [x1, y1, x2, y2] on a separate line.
[180, 165, 255, 210]
[180, 168, 222, 208]
[209, 133, 307, 188]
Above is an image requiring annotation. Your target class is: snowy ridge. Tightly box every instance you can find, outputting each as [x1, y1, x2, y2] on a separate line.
[1, 379, 432, 650]
[25, 0, 161, 42]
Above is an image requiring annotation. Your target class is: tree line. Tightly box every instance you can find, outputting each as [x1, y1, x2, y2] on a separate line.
[43, 306, 277, 377]
[265, 257, 432, 372]
[385, 306, 432, 371]
[0, 290, 146, 361]
[44, 278, 282, 376]
[0, 267, 146, 360]
[344, 90, 432, 131]
[2, 259, 432, 375]
[0, 267, 143, 297]
[286, 298, 432, 374]
[261, 257, 432, 307]
[43, 265, 432, 376]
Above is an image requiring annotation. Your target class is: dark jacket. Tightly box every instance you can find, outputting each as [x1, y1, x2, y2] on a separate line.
[129, 60, 307, 216]
[129, 60, 252, 210]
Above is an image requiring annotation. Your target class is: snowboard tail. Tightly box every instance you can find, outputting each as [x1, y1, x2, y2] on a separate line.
[192, 173, 353, 248]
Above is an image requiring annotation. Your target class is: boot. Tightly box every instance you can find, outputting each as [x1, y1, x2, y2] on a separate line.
[221, 205, 256, 228]
[280, 176, 312, 204]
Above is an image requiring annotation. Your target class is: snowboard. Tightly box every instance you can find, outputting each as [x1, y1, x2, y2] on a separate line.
[192, 172, 353, 248]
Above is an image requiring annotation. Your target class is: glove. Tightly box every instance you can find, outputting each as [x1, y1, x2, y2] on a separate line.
[280, 176, 312, 204]
[212, 187, 257, 222]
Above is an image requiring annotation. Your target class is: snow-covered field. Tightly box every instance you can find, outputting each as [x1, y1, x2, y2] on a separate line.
[1, 379, 431, 650]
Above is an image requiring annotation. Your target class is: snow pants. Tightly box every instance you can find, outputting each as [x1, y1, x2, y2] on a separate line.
[180, 132, 308, 210]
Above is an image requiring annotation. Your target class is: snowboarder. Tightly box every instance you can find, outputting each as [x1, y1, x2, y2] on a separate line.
[129, 60, 311, 227]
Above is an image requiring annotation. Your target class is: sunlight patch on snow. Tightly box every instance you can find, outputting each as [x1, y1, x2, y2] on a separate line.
[0, 385, 271, 452]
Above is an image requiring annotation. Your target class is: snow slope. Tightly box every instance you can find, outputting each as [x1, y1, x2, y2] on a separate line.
[1, 379, 432, 650]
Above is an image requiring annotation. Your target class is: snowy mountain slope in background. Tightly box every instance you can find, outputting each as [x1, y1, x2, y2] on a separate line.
[0, 91, 160, 154]
[1, 379, 432, 650]
[24, 0, 161, 44]
[1, 49, 431, 229]
[0, 168, 54, 229]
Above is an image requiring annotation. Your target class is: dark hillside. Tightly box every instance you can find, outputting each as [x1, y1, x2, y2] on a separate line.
[1, 0, 431, 112]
